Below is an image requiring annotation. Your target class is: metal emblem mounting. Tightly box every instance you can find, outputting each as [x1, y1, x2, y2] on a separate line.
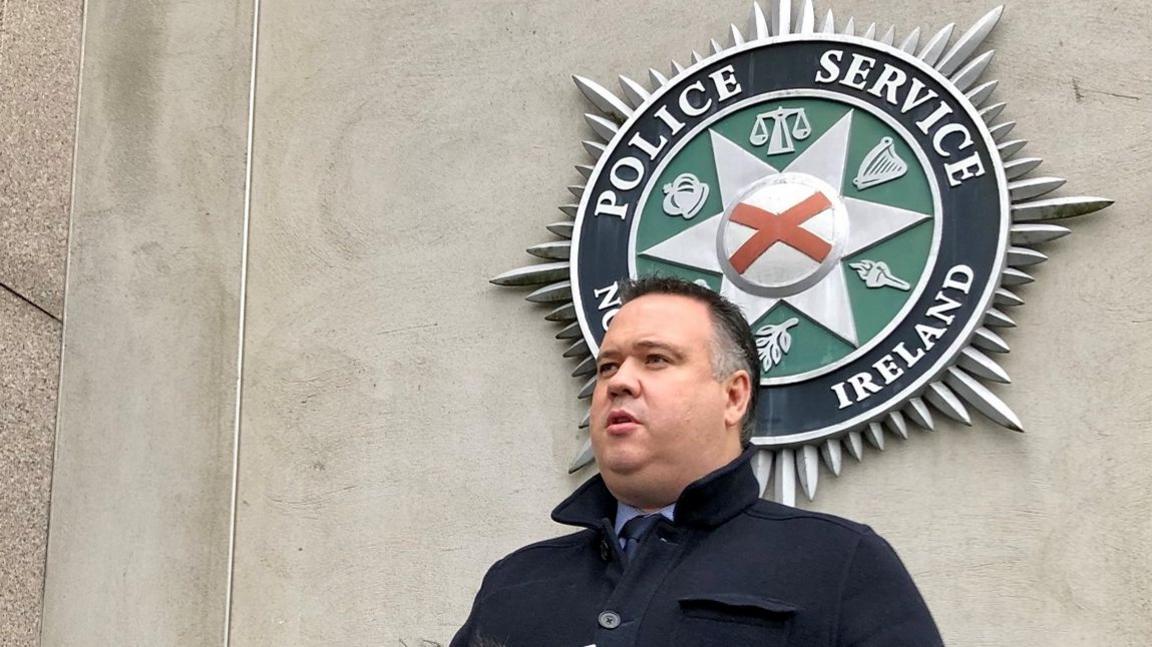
[491, 2, 1113, 506]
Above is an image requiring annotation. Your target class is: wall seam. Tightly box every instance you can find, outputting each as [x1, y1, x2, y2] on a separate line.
[0, 281, 62, 323]
[37, 0, 88, 641]
[223, 0, 262, 642]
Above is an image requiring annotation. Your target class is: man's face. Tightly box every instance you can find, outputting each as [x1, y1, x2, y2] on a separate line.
[590, 293, 748, 509]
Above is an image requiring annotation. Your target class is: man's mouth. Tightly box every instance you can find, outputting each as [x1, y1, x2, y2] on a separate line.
[606, 409, 639, 432]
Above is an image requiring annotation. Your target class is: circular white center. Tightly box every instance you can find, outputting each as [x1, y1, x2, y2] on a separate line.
[715, 172, 849, 298]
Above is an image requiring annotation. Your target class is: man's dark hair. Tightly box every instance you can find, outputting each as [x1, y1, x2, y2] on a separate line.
[618, 276, 760, 442]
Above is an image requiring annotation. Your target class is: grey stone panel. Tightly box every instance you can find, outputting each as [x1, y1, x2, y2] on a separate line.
[0, 0, 83, 318]
[0, 0, 81, 643]
[0, 289, 61, 647]
[39, 0, 254, 645]
[225, 2, 616, 643]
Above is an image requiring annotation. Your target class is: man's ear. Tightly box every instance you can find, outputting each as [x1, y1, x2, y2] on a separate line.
[723, 369, 752, 430]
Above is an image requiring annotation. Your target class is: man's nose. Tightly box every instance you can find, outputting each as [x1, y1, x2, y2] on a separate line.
[605, 359, 639, 398]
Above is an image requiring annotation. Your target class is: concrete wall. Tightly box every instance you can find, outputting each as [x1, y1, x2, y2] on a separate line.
[31, 1, 1152, 645]
[38, 0, 254, 645]
[0, 0, 81, 643]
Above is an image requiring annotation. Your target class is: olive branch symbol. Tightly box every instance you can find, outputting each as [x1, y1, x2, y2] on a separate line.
[755, 318, 800, 373]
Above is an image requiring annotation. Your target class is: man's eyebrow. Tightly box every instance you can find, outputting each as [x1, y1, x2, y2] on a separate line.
[597, 347, 622, 360]
[634, 340, 686, 357]
[596, 340, 685, 361]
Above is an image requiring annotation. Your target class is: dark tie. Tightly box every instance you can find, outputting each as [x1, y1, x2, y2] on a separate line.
[619, 514, 662, 560]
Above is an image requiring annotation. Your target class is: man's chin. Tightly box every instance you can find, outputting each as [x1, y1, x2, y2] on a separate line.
[595, 450, 651, 477]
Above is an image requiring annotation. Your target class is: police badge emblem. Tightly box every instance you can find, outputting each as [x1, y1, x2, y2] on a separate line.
[492, 2, 1112, 504]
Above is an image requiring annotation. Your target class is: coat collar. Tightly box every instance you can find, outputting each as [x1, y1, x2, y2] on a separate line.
[551, 445, 760, 531]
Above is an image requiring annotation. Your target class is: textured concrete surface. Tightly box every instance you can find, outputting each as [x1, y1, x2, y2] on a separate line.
[0, 1, 80, 645]
[38, 0, 254, 645]
[0, 0, 83, 318]
[226, 1, 1150, 645]
[0, 289, 61, 647]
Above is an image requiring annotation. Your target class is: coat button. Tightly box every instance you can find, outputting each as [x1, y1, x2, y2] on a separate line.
[599, 541, 610, 561]
[597, 610, 621, 629]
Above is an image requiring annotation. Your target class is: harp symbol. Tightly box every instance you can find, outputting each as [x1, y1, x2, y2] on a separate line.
[853, 137, 908, 190]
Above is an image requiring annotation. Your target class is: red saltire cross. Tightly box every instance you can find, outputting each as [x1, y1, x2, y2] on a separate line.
[728, 192, 833, 273]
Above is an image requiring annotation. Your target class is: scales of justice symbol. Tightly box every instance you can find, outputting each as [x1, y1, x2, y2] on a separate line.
[749, 106, 812, 155]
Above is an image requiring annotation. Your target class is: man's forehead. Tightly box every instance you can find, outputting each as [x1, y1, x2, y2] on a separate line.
[602, 294, 713, 347]
[618, 293, 710, 319]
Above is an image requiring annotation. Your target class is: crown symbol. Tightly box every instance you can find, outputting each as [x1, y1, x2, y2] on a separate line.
[853, 137, 908, 190]
[662, 173, 710, 220]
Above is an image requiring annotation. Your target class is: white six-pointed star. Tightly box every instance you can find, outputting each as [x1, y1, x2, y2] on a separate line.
[640, 110, 931, 349]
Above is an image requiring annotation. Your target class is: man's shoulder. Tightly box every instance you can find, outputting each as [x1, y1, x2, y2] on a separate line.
[502, 528, 595, 558]
[484, 528, 598, 579]
[742, 498, 875, 539]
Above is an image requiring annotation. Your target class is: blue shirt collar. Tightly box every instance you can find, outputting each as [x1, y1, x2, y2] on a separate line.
[614, 501, 676, 538]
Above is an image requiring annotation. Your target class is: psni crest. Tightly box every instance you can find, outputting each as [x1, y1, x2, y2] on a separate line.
[492, 2, 1112, 505]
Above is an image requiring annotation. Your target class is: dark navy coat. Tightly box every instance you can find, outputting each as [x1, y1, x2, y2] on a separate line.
[452, 448, 942, 646]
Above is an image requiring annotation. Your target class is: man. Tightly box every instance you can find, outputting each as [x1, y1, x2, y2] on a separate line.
[453, 277, 942, 646]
